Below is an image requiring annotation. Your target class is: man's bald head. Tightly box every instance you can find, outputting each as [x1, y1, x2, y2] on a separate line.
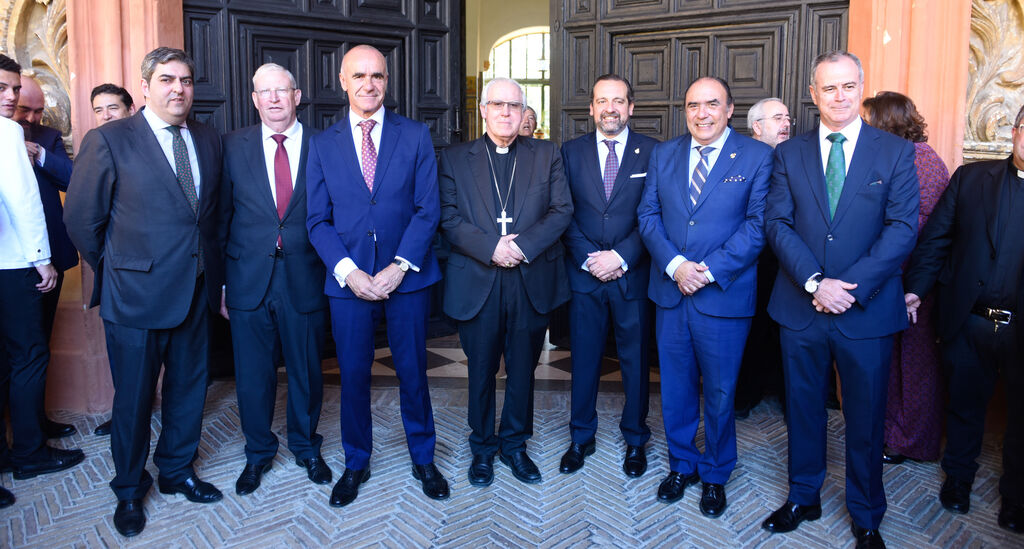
[14, 74, 45, 130]
[339, 44, 389, 119]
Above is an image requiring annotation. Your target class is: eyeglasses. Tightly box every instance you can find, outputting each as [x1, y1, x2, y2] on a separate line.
[485, 100, 524, 112]
[756, 114, 794, 124]
[255, 87, 294, 99]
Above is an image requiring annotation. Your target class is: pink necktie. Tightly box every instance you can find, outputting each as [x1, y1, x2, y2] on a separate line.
[358, 119, 377, 191]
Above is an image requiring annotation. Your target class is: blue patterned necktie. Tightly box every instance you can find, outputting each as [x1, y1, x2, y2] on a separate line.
[689, 145, 714, 206]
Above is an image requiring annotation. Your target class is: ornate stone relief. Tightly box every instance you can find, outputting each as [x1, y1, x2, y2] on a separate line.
[966, 0, 1024, 161]
[1, 0, 70, 141]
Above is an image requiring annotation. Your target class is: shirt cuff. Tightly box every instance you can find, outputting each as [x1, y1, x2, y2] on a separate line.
[333, 257, 358, 288]
[665, 255, 686, 278]
[36, 146, 46, 167]
[394, 255, 420, 272]
[509, 240, 529, 264]
[701, 261, 715, 283]
[611, 250, 628, 272]
[581, 258, 590, 272]
[30, 258, 52, 268]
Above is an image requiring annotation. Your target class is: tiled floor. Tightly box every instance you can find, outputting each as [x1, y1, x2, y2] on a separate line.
[2, 336, 1020, 548]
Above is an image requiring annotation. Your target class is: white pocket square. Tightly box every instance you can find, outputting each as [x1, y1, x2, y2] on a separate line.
[629, 172, 646, 178]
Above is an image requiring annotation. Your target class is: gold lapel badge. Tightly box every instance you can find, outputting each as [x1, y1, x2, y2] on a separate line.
[634, 148, 640, 154]
[730, 152, 737, 159]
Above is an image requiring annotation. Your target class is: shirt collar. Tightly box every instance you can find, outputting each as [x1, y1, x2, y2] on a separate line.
[349, 106, 386, 132]
[596, 126, 630, 147]
[261, 119, 302, 142]
[818, 116, 862, 144]
[693, 126, 731, 152]
[142, 105, 188, 132]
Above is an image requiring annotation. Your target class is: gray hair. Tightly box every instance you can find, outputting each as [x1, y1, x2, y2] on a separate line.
[480, 77, 525, 108]
[252, 63, 297, 89]
[1015, 104, 1024, 128]
[810, 50, 864, 88]
[747, 97, 785, 130]
[141, 47, 195, 83]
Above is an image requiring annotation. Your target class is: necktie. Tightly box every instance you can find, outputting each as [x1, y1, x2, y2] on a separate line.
[358, 119, 377, 191]
[271, 134, 292, 249]
[825, 132, 847, 218]
[602, 139, 619, 200]
[166, 125, 202, 273]
[689, 145, 714, 206]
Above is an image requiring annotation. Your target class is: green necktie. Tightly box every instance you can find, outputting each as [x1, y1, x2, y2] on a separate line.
[166, 125, 203, 274]
[825, 132, 846, 218]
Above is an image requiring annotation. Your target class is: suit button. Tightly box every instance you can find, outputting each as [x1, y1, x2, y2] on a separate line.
[367, 231, 374, 237]
[603, 214, 610, 219]
[370, 200, 376, 205]
[978, 281, 984, 286]
[278, 224, 284, 230]
[827, 234, 834, 241]
[689, 221, 695, 226]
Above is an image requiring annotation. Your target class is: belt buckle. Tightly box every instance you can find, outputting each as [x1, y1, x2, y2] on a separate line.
[986, 308, 1012, 332]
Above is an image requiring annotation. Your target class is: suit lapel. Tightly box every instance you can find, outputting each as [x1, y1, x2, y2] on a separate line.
[797, 131, 831, 224]
[693, 132, 739, 211]
[467, 139, 498, 230]
[608, 131, 643, 204]
[511, 137, 536, 229]
[371, 110, 401, 198]
[283, 126, 312, 221]
[832, 123, 877, 225]
[244, 126, 277, 217]
[582, 133, 607, 204]
[983, 162, 1005, 251]
[333, 115, 369, 197]
[132, 112, 195, 214]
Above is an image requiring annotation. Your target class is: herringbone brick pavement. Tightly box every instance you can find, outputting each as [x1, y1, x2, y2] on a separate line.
[2, 380, 1021, 548]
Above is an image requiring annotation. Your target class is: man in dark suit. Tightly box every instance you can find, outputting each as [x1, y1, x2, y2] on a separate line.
[221, 63, 330, 496]
[11, 74, 79, 439]
[64, 47, 226, 538]
[558, 74, 658, 478]
[762, 51, 918, 549]
[306, 44, 448, 507]
[903, 104, 1024, 534]
[438, 77, 573, 486]
[638, 77, 773, 517]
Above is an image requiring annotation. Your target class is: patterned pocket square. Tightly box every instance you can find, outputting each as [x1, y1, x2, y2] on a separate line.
[723, 175, 746, 183]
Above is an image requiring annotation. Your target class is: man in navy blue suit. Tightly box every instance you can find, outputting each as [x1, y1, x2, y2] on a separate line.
[13, 75, 79, 439]
[638, 77, 773, 517]
[559, 74, 658, 478]
[221, 64, 331, 496]
[306, 44, 448, 507]
[761, 51, 918, 549]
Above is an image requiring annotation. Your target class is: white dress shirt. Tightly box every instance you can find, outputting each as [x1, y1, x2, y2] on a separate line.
[261, 120, 303, 204]
[817, 116, 862, 177]
[582, 127, 630, 273]
[665, 127, 733, 283]
[0, 116, 50, 269]
[142, 106, 201, 196]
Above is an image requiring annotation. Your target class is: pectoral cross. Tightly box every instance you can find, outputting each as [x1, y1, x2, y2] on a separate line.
[497, 209, 512, 236]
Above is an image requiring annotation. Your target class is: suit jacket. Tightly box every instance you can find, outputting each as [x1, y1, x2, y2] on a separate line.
[904, 157, 1024, 341]
[30, 125, 78, 272]
[438, 136, 573, 321]
[64, 109, 225, 329]
[305, 109, 441, 299]
[766, 121, 919, 339]
[561, 130, 658, 300]
[638, 129, 773, 316]
[221, 123, 327, 314]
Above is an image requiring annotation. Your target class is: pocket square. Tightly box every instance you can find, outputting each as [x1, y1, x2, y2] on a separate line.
[868, 179, 883, 186]
[630, 172, 647, 178]
[723, 175, 746, 183]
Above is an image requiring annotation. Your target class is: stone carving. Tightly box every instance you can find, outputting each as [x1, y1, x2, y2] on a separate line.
[1, 0, 71, 141]
[966, 0, 1024, 161]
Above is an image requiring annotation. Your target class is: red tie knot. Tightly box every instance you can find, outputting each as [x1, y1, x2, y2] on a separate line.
[272, 133, 287, 145]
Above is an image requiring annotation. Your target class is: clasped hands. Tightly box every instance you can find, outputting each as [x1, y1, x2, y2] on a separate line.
[24, 141, 41, 165]
[346, 264, 406, 301]
[673, 261, 708, 296]
[904, 292, 921, 324]
[811, 278, 858, 314]
[491, 234, 525, 269]
[586, 250, 624, 282]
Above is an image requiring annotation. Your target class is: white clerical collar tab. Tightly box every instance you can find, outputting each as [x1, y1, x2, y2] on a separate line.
[496, 146, 509, 154]
[1018, 169, 1024, 179]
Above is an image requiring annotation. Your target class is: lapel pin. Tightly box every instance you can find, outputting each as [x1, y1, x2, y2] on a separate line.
[730, 152, 736, 159]
[634, 148, 640, 154]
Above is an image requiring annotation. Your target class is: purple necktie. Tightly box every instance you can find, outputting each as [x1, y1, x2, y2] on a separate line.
[602, 139, 618, 200]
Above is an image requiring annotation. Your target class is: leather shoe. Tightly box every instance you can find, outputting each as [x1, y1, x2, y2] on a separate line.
[559, 441, 595, 474]
[43, 418, 76, 439]
[412, 463, 450, 500]
[881, 450, 906, 465]
[0, 485, 14, 509]
[297, 455, 333, 485]
[235, 461, 272, 495]
[762, 501, 822, 533]
[851, 524, 886, 549]
[699, 482, 727, 517]
[113, 499, 145, 537]
[13, 446, 85, 479]
[330, 468, 370, 507]
[623, 445, 647, 477]
[499, 451, 542, 484]
[94, 419, 112, 436]
[939, 476, 971, 514]
[656, 471, 699, 503]
[998, 501, 1024, 533]
[468, 454, 494, 487]
[158, 475, 223, 503]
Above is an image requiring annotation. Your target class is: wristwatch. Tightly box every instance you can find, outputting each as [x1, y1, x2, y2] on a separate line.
[392, 258, 409, 272]
[804, 273, 822, 294]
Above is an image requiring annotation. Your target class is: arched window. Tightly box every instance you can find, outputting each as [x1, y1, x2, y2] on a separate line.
[482, 27, 549, 139]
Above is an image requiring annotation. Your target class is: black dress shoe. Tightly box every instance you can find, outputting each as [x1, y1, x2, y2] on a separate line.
[235, 461, 272, 495]
[13, 446, 85, 479]
[297, 455, 333, 485]
[852, 524, 887, 549]
[656, 471, 699, 503]
[412, 463, 450, 500]
[499, 451, 542, 484]
[113, 499, 145, 537]
[623, 445, 647, 477]
[762, 501, 822, 533]
[939, 476, 971, 514]
[43, 418, 76, 439]
[998, 501, 1024, 533]
[0, 486, 14, 509]
[468, 454, 494, 487]
[94, 419, 112, 436]
[157, 475, 223, 503]
[881, 450, 906, 465]
[330, 468, 370, 507]
[699, 482, 727, 517]
[559, 441, 595, 474]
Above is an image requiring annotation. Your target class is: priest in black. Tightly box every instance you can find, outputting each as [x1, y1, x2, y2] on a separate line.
[438, 77, 572, 486]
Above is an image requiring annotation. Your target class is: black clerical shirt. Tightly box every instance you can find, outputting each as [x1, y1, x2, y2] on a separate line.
[484, 135, 517, 235]
[977, 161, 1024, 311]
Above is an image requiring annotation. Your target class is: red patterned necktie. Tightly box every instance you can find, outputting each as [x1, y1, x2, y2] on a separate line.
[602, 139, 619, 200]
[358, 119, 377, 191]
[271, 134, 292, 248]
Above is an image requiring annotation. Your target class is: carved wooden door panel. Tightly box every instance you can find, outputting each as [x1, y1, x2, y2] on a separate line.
[551, 0, 848, 142]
